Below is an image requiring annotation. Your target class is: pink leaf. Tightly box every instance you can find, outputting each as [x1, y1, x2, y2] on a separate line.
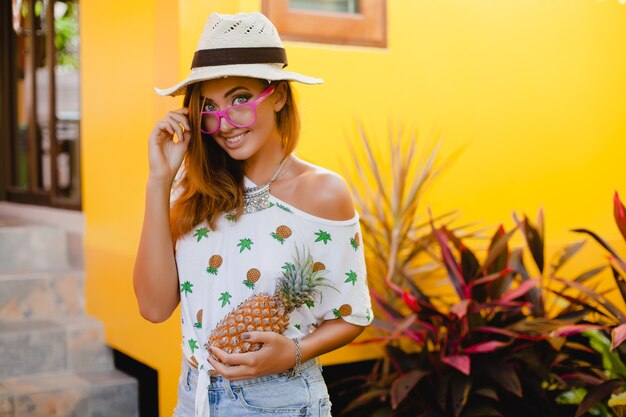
[463, 340, 510, 354]
[433, 224, 467, 299]
[551, 324, 606, 338]
[468, 268, 513, 288]
[473, 326, 546, 341]
[611, 323, 626, 350]
[614, 191, 626, 243]
[390, 370, 429, 409]
[402, 291, 420, 312]
[560, 372, 605, 386]
[451, 300, 470, 319]
[499, 278, 540, 303]
[442, 354, 470, 375]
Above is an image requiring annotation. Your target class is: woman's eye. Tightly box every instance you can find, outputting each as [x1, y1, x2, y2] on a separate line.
[203, 103, 217, 112]
[233, 95, 250, 106]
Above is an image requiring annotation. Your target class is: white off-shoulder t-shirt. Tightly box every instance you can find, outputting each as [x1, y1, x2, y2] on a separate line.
[170, 171, 373, 417]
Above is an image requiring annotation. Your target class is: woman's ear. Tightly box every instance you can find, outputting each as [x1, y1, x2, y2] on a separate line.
[272, 81, 289, 112]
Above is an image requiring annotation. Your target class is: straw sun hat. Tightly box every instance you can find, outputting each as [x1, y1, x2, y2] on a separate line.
[155, 12, 323, 97]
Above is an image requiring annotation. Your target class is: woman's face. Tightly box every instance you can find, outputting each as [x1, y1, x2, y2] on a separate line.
[199, 76, 285, 161]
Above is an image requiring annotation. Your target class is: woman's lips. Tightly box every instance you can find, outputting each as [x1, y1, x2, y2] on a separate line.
[220, 131, 249, 148]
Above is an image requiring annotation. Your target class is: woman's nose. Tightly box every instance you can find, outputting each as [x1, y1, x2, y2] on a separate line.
[219, 115, 235, 132]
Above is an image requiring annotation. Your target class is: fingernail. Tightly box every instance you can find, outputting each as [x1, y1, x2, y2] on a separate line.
[242, 333, 250, 340]
[208, 348, 213, 354]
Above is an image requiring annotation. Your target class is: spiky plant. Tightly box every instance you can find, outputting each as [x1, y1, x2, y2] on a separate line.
[336, 124, 612, 417]
[208, 245, 334, 355]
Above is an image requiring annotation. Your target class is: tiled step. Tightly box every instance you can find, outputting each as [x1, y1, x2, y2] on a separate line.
[0, 317, 113, 379]
[0, 271, 84, 321]
[0, 369, 138, 417]
[0, 225, 70, 273]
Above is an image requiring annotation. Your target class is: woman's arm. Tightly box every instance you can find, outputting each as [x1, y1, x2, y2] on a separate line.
[133, 108, 191, 323]
[208, 319, 365, 381]
[133, 178, 181, 322]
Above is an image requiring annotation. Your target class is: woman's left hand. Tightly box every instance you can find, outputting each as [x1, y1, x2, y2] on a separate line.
[208, 331, 296, 381]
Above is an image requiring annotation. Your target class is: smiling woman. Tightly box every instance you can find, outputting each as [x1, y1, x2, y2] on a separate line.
[133, 11, 373, 417]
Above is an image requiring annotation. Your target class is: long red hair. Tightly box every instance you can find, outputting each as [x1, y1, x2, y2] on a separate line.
[169, 80, 300, 242]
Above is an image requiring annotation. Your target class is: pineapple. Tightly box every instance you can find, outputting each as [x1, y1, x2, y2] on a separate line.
[338, 304, 353, 317]
[208, 245, 333, 355]
[333, 304, 353, 318]
[271, 225, 292, 244]
[313, 261, 326, 272]
[194, 309, 203, 328]
[350, 232, 360, 250]
[206, 255, 223, 275]
[243, 268, 261, 289]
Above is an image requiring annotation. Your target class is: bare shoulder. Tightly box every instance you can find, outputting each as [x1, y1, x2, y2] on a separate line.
[283, 160, 356, 221]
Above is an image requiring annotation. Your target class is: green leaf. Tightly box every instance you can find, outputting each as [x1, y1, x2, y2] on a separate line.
[585, 330, 626, 380]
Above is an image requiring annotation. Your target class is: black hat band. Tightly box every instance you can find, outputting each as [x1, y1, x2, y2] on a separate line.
[191, 47, 288, 69]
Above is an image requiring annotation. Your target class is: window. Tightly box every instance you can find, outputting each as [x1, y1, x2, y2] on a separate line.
[1, 0, 81, 209]
[263, 0, 387, 48]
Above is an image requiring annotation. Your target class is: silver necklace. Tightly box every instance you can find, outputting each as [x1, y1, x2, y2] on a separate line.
[243, 156, 289, 214]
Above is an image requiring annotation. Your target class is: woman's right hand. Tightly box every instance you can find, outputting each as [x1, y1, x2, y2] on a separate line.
[147, 108, 192, 184]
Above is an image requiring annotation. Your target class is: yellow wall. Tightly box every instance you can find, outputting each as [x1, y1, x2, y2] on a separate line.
[81, 1, 626, 415]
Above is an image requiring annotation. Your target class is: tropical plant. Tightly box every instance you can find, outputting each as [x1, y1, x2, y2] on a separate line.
[337, 124, 619, 416]
[546, 192, 626, 416]
[346, 214, 601, 417]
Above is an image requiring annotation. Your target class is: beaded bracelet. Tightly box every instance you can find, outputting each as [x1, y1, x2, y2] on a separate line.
[288, 337, 302, 378]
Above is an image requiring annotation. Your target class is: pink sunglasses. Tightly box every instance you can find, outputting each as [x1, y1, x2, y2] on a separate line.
[200, 84, 276, 135]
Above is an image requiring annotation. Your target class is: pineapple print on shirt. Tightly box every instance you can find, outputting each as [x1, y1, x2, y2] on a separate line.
[206, 255, 223, 275]
[193, 227, 209, 242]
[180, 281, 193, 297]
[345, 270, 358, 286]
[218, 292, 232, 307]
[243, 268, 261, 289]
[237, 238, 253, 253]
[333, 304, 353, 318]
[194, 309, 203, 328]
[351, 232, 360, 251]
[173, 186, 374, 379]
[271, 225, 292, 244]
[314, 229, 332, 244]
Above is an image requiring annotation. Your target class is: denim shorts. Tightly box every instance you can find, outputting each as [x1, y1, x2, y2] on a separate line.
[173, 356, 333, 417]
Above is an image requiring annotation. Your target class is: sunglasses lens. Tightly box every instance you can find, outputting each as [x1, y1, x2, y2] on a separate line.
[202, 113, 220, 134]
[226, 105, 255, 128]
